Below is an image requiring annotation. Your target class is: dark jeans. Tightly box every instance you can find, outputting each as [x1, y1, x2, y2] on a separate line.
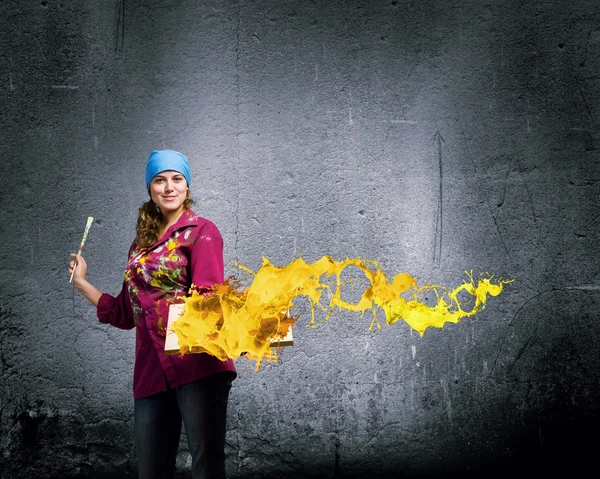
[134, 372, 234, 479]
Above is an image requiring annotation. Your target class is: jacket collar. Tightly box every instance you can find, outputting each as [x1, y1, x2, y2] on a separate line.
[153, 209, 200, 249]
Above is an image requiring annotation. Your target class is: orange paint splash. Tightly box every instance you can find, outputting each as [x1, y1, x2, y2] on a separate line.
[172, 256, 512, 368]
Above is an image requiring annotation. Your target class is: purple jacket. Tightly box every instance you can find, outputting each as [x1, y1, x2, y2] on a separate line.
[97, 209, 236, 399]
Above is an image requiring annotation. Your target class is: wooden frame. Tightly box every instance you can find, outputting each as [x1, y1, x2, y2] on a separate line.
[164, 303, 294, 355]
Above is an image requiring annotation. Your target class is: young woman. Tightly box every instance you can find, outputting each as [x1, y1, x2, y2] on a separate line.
[69, 149, 237, 479]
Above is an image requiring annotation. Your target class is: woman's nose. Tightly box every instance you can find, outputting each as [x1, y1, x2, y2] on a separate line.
[164, 180, 174, 191]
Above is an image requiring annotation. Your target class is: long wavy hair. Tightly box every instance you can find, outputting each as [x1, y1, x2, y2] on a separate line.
[134, 190, 194, 248]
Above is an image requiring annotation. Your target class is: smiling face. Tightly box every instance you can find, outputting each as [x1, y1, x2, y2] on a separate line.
[149, 170, 189, 217]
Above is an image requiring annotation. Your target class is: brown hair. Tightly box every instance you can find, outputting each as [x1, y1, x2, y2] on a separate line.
[134, 191, 194, 248]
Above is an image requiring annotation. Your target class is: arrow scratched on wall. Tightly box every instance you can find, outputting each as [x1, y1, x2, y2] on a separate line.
[432, 130, 446, 267]
[115, 0, 125, 54]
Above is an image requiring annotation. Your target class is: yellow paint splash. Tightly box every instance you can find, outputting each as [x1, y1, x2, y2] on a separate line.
[173, 256, 512, 368]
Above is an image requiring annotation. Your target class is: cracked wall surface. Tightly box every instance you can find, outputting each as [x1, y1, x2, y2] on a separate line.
[1, 1, 599, 478]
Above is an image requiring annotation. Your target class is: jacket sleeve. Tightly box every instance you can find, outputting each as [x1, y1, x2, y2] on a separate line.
[189, 222, 225, 294]
[97, 280, 135, 330]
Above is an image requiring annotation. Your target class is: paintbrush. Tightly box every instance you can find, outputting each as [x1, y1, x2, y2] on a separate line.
[69, 216, 94, 284]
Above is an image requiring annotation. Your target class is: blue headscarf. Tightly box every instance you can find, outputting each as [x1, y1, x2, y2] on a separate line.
[145, 150, 191, 190]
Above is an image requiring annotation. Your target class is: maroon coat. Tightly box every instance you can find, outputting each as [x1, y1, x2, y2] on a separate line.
[97, 209, 236, 399]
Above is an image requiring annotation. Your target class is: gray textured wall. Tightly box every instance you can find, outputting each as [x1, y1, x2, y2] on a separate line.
[1, 1, 599, 478]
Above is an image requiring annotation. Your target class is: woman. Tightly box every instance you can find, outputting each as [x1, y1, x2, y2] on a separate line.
[69, 149, 237, 479]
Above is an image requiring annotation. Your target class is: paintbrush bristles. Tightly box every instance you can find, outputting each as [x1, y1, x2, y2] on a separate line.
[69, 216, 94, 284]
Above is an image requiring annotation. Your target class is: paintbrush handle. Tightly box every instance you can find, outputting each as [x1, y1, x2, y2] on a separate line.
[69, 217, 94, 284]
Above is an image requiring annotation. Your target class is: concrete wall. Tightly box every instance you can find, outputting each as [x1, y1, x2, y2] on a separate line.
[1, 0, 599, 477]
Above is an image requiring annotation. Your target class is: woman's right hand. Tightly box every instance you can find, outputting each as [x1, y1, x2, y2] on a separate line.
[69, 253, 88, 285]
[68, 253, 102, 307]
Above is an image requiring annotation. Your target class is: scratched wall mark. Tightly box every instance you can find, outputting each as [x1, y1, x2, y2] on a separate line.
[457, 120, 513, 264]
[92, 106, 98, 150]
[576, 212, 600, 237]
[115, 0, 125, 54]
[432, 131, 445, 266]
[496, 157, 514, 208]
[521, 178, 538, 224]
